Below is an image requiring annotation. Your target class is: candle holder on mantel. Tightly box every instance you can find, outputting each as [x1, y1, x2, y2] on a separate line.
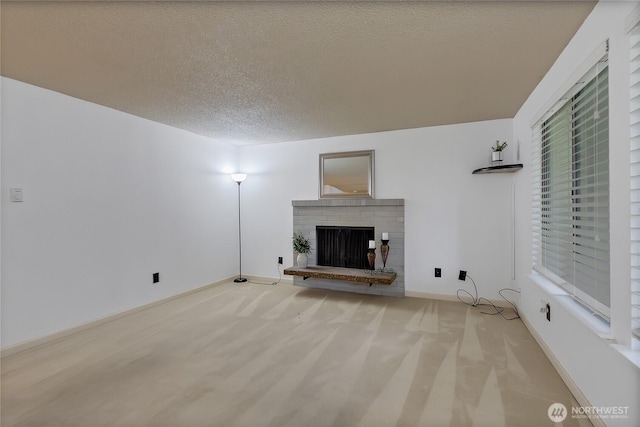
[380, 239, 390, 271]
[367, 248, 376, 272]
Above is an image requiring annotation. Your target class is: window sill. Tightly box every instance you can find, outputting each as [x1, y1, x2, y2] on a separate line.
[529, 272, 640, 369]
[611, 340, 640, 368]
[529, 272, 611, 336]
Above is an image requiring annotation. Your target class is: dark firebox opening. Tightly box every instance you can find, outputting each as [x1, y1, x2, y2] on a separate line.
[316, 226, 374, 269]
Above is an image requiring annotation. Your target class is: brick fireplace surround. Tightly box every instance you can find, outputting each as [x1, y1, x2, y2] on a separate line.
[292, 199, 405, 297]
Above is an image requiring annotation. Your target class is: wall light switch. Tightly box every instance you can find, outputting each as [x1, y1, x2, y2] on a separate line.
[10, 188, 23, 202]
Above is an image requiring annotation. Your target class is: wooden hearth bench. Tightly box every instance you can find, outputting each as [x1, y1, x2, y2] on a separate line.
[284, 266, 397, 286]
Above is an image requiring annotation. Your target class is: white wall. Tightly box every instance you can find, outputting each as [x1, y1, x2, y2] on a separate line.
[513, 2, 639, 425]
[1, 78, 240, 348]
[239, 119, 515, 301]
[0, 80, 515, 347]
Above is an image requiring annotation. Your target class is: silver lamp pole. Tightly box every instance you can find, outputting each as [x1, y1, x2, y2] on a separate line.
[231, 173, 248, 283]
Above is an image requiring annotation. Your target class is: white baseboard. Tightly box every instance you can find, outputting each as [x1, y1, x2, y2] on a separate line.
[519, 313, 603, 427]
[1, 276, 235, 358]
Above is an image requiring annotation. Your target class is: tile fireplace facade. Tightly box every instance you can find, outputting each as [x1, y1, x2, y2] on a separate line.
[292, 199, 404, 297]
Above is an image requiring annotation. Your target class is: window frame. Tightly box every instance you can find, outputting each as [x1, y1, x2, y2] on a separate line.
[532, 54, 610, 319]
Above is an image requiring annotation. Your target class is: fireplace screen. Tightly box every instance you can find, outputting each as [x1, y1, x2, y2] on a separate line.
[316, 226, 374, 269]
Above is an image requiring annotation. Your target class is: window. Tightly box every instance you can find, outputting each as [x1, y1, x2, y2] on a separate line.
[532, 53, 610, 318]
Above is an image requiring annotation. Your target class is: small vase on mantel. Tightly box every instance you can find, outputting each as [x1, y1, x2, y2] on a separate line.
[297, 253, 308, 269]
[292, 232, 311, 269]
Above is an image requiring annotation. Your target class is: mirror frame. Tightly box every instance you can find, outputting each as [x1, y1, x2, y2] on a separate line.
[319, 150, 375, 199]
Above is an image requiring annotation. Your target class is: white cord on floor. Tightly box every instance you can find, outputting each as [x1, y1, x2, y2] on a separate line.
[248, 264, 282, 286]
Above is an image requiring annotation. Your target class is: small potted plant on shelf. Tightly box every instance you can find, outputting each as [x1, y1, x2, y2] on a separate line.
[292, 232, 311, 268]
[491, 140, 508, 162]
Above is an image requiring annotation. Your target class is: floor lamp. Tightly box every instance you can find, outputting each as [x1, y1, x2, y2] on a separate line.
[231, 173, 248, 283]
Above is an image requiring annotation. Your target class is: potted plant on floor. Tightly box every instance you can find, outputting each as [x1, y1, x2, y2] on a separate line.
[292, 232, 311, 268]
[491, 140, 508, 162]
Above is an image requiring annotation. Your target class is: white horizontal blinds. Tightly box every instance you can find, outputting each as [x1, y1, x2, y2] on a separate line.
[532, 53, 610, 317]
[573, 65, 610, 309]
[532, 116, 543, 275]
[539, 103, 572, 281]
[630, 23, 640, 339]
[532, 103, 568, 288]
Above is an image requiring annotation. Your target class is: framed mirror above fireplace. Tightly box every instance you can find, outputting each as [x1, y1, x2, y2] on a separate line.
[319, 150, 374, 199]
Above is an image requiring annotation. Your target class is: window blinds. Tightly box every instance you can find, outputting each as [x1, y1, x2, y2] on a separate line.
[532, 54, 610, 318]
[630, 24, 640, 339]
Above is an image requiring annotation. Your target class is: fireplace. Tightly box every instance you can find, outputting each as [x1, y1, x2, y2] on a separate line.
[316, 226, 374, 269]
[291, 198, 404, 297]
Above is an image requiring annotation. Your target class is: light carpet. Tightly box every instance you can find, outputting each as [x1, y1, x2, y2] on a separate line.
[1, 281, 589, 426]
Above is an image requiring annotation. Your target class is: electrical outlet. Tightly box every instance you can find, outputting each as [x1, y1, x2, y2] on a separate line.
[278, 257, 283, 265]
[458, 270, 467, 281]
[540, 301, 550, 321]
[434, 268, 441, 278]
[10, 188, 23, 202]
[153, 272, 159, 283]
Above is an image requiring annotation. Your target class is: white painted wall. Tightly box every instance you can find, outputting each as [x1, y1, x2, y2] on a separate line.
[1, 78, 240, 348]
[0, 80, 514, 347]
[513, 2, 640, 425]
[239, 119, 515, 301]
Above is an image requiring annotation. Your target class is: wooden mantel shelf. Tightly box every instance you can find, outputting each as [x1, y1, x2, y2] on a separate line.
[284, 266, 397, 286]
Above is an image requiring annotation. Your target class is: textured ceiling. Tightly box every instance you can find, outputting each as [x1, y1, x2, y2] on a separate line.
[1, 1, 596, 146]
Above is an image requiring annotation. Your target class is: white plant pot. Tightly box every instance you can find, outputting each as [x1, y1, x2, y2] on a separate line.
[492, 151, 503, 162]
[297, 253, 308, 268]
